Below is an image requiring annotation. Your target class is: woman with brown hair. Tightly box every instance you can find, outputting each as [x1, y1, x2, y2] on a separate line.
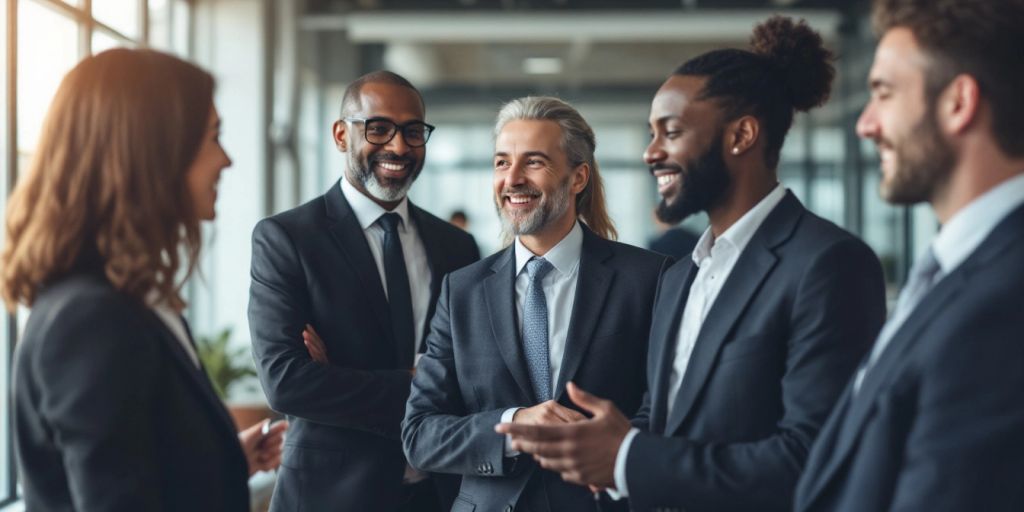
[1, 48, 285, 511]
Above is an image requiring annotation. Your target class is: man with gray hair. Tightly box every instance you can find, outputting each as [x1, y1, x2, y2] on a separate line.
[402, 96, 670, 512]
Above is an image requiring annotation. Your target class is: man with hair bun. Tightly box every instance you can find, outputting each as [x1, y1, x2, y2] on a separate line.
[498, 17, 886, 512]
[795, 1, 1024, 511]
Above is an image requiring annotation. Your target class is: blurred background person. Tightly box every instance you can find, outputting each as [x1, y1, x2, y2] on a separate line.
[0, 48, 285, 511]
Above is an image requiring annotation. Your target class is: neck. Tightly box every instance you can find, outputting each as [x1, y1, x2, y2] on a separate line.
[519, 213, 577, 256]
[930, 143, 1024, 224]
[707, 171, 777, 239]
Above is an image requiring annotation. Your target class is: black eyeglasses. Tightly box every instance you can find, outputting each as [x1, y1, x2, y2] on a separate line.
[344, 117, 435, 147]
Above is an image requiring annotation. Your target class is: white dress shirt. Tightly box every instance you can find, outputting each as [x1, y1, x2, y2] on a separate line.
[853, 172, 1024, 393]
[340, 177, 433, 356]
[500, 221, 584, 454]
[151, 302, 200, 368]
[341, 177, 433, 483]
[611, 184, 787, 497]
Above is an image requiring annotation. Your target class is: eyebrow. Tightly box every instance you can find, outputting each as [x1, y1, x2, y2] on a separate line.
[494, 151, 551, 160]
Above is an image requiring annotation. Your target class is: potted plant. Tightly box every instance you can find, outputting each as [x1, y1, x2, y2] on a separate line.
[195, 327, 270, 430]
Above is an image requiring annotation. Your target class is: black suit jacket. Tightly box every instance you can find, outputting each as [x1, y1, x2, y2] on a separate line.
[625, 192, 886, 512]
[794, 202, 1024, 512]
[14, 273, 249, 512]
[403, 226, 671, 512]
[248, 181, 479, 511]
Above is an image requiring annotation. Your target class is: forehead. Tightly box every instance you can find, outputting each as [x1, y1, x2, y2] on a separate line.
[495, 120, 564, 155]
[353, 82, 425, 121]
[649, 75, 717, 123]
[870, 27, 930, 87]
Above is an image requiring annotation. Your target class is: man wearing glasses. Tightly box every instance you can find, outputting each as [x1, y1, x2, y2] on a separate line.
[249, 70, 479, 512]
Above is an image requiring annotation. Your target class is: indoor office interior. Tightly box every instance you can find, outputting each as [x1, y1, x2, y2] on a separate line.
[0, 0, 934, 508]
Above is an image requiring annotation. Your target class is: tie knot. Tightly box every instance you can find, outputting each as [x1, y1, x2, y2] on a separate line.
[913, 248, 941, 282]
[526, 257, 554, 283]
[378, 212, 403, 234]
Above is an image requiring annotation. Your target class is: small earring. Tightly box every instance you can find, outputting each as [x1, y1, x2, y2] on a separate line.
[732, 147, 740, 155]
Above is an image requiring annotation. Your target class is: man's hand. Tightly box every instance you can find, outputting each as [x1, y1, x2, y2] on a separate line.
[513, 399, 588, 425]
[495, 382, 629, 489]
[238, 418, 289, 476]
[302, 323, 328, 364]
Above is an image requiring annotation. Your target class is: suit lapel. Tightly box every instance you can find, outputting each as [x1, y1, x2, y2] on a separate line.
[147, 312, 239, 437]
[409, 204, 446, 348]
[663, 193, 801, 435]
[553, 230, 614, 401]
[323, 182, 394, 349]
[648, 262, 698, 434]
[484, 248, 536, 403]
[800, 204, 1024, 508]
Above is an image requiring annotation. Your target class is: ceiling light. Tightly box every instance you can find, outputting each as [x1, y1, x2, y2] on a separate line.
[523, 57, 563, 75]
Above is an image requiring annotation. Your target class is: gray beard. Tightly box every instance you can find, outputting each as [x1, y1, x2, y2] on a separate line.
[497, 177, 572, 239]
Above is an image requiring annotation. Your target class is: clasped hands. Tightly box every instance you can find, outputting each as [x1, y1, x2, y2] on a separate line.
[301, 325, 629, 489]
[497, 382, 631, 491]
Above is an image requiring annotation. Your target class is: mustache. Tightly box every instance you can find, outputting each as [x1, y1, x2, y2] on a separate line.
[369, 152, 415, 165]
[649, 163, 683, 175]
[500, 185, 542, 197]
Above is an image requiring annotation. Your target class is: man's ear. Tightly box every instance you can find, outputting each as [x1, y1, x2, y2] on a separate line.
[938, 74, 981, 136]
[332, 120, 348, 152]
[726, 115, 759, 156]
[572, 163, 590, 195]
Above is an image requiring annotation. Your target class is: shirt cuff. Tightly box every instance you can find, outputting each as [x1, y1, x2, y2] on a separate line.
[606, 427, 639, 500]
[500, 408, 523, 457]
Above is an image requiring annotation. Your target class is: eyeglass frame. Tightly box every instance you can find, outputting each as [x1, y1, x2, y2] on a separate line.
[343, 117, 436, 148]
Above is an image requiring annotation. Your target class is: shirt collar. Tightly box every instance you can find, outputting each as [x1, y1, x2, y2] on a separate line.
[932, 172, 1024, 273]
[514, 221, 583, 277]
[340, 176, 411, 231]
[691, 184, 787, 265]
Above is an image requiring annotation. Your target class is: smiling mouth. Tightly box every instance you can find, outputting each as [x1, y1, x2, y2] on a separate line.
[653, 170, 680, 195]
[503, 194, 540, 207]
[373, 160, 411, 178]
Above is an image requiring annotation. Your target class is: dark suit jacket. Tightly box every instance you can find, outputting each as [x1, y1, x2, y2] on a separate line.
[403, 226, 672, 512]
[649, 226, 700, 260]
[794, 202, 1024, 512]
[14, 273, 249, 512]
[249, 181, 479, 511]
[625, 192, 886, 512]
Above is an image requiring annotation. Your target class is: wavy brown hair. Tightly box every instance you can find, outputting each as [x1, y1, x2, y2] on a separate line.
[1, 49, 214, 312]
[494, 96, 617, 242]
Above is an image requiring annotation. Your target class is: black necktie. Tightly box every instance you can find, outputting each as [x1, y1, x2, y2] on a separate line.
[378, 213, 415, 368]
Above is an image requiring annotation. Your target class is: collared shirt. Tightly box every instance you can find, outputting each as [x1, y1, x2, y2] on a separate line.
[854, 172, 1024, 393]
[340, 177, 433, 355]
[611, 184, 787, 498]
[151, 302, 200, 369]
[500, 221, 584, 453]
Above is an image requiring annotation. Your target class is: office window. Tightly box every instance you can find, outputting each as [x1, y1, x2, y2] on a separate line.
[0, 1, 192, 505]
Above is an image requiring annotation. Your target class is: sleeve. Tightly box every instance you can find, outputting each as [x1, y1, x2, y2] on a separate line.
[624, 237, 887, 511]
[248, 217, 412, 439]
[402, 276, 522, 477]
[36, 295, 163, 511]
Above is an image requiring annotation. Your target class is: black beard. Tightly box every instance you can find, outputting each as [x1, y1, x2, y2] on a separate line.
[655, 135, 731, 224]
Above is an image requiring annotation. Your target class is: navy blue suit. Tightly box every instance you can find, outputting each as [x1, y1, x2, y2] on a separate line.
[625, 192, 886, 512]
[403, 227, 670, 512]
[795, 202, 1024, 512]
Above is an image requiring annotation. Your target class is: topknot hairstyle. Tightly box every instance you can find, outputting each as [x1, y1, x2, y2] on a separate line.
[674, 15, 835, 169]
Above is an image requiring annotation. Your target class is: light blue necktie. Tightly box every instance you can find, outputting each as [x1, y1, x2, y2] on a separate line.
[523, 257, 554, 403]
[854, 247, 941, 393]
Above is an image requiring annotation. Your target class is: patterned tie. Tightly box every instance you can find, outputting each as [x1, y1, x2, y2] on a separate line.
[523, 257, 554, 403]
[854, 247, 941, 393]
[378, 213, 415, 369]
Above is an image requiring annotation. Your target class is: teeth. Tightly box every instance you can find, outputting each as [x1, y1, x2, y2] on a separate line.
[657, 174, 678, 186]
[378, 162, 405, 171]
[508, 195, 534, 205]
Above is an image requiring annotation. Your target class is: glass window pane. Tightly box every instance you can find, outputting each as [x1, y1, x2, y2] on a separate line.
[148, 0, 171, 50]
[171, 0, 191, 56]
[92, 29, 133, 55]
[92, 0, 139, 39]
[17, 0, 81, 155]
